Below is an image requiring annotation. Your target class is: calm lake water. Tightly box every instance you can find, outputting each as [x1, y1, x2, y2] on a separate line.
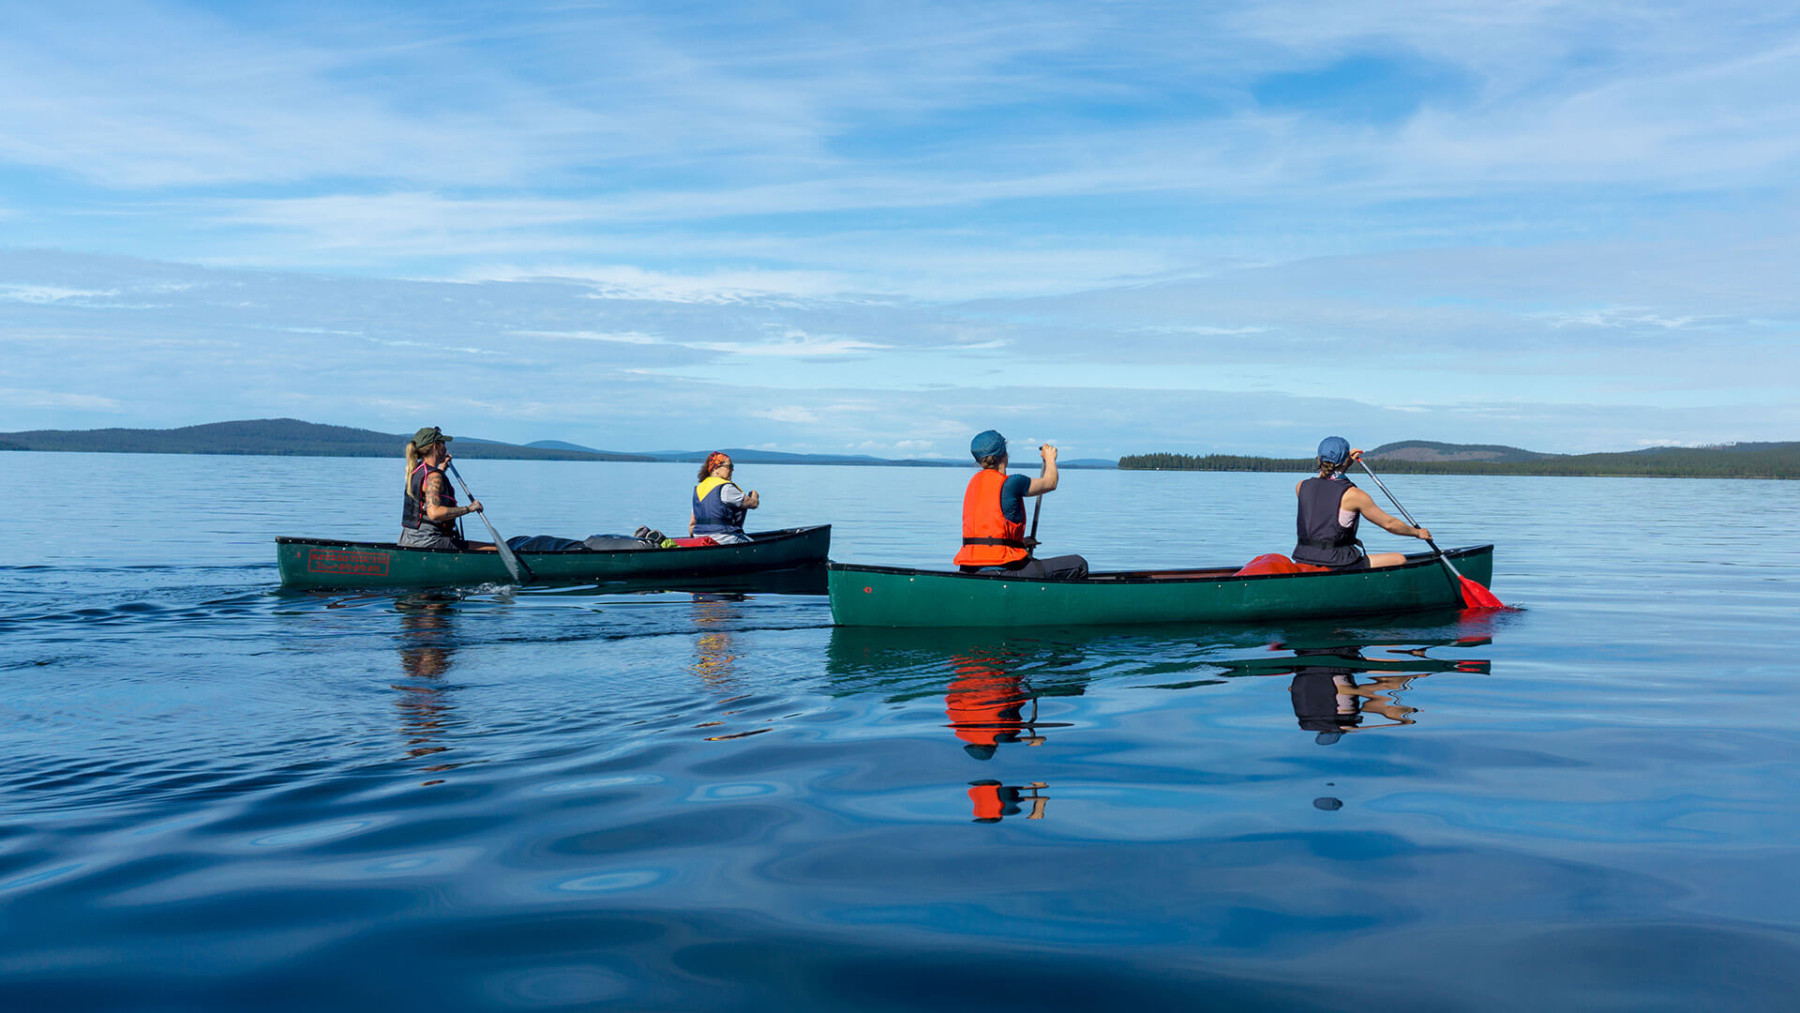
[3, 452, 1798, 1011]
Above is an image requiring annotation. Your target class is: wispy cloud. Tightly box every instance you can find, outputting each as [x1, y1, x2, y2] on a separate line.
[1, 4, 1798, 452]
[1, 249, 1792, 454]
[0, 387, 124, 411]
[1, 2, 1796, 302]
[0, 284, 121, 304]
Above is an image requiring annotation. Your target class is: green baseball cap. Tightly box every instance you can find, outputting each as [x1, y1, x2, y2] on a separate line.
[412, 426, 453, 447]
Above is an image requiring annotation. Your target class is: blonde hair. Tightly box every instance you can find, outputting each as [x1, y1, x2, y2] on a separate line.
[404, 439, 438, 491]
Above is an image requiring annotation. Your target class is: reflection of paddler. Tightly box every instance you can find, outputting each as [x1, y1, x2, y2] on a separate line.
[395, 597, 458, 775]
[690, 593, 744, 685]
[945, 653, 1043, 759]
[1288, 648, 1418, 744]
[967, 780, 1049, 823]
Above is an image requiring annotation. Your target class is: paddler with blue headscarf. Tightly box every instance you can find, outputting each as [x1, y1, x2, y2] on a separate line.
[690, 451, 759, 543]
[1294, 437, 1432, 570]
[953, 430, 1088, 579]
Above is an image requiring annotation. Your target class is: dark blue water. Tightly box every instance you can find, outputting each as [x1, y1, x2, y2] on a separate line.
[4, 453, 1798, 1010]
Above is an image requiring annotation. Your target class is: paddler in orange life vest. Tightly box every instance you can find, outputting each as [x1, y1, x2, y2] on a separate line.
[398, 427, 495, 552]
[690, 452, 759, 544]
[953, 430, 1088, 580]
[1293, 437, 1431, 571]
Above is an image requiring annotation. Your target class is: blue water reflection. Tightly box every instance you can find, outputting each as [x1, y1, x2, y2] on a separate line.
[3, 453, 1800, 1010]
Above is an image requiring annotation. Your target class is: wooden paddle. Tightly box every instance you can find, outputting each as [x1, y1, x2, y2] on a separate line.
[445, 462, 532, 584]
[1354, 458, 1504, 610]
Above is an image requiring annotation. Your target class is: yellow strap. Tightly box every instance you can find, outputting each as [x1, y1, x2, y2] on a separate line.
[695, 476, 739, 499]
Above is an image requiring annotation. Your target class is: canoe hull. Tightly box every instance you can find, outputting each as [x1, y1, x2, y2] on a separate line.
[828, 545, 1494, 628]
[277, 525, 831, 589]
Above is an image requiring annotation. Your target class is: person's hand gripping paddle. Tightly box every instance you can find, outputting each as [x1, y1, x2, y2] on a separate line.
[1023, 443, 1049, 550]
[1354, 455, 1505, 610]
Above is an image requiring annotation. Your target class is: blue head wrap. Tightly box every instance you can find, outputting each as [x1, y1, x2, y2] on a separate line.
[1317, 436, 1351, 465]
[970, 430, 1007, 461]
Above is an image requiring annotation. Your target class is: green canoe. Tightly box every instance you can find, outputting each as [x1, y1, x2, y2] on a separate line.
[828, 544, 1495, 628]
[277, 525, 831, 589]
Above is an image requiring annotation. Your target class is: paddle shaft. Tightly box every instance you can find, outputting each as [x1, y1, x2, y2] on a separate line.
[1024, 447, 1050, 548]
[1354, 459, 1470, 588]
[446, 462, 531, 583]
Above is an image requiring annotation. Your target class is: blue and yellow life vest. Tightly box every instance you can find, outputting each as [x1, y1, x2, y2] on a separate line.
[692, 476, 748, 535]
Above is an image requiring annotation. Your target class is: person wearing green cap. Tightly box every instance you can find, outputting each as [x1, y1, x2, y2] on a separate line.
[953, 430, 1087, 579]
[399, 427, 494, 551]
[1293, 437, 1430, 570]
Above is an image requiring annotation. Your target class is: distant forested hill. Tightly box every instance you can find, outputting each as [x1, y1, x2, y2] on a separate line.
[0, 419, 1032, 467]
[0, 419, 656, 461]
[1118, 441, 1800, 479]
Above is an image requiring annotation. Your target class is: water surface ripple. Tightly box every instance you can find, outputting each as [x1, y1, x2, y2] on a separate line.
[3, 453, 1798, 1010]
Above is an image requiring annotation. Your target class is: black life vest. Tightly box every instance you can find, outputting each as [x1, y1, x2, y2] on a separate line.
[1293, 475, 1362, 568]
[402, 461, 459, 537]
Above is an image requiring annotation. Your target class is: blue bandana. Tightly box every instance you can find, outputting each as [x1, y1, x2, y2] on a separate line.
[1317, 436, 1351, 465]
[970, 430, 1007, 461]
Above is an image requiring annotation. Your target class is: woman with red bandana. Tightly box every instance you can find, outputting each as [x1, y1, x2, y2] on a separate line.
[690, 451, 760, 543]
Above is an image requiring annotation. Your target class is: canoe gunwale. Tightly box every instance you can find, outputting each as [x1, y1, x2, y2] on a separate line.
[826, 544, 1496, 628]
[827, 544, 1494, 587]
[276, 524, 830, 557]
[275, 525, 830, 589]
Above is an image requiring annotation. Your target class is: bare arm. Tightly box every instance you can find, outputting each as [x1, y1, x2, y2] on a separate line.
[423, 473, 480, 522]
[744, 490, 760, 509]
[1025, 444, 1059, 496]
[1343, 488, 1429, 541]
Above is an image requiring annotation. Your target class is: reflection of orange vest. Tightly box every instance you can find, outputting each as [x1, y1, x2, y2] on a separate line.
[945, 668, 1029, 747]
[968, 781, 1013, 822]
[953, 470, 1028, 567]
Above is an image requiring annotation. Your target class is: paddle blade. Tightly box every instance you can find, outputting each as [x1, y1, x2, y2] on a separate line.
[1457, 575, 1506, 610]
[493, 537, 527, 584]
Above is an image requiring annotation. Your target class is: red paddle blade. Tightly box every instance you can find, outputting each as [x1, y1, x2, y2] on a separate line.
[1458, 576, 1507, 610]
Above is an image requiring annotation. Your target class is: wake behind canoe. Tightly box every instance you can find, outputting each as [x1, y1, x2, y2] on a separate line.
[277, 525, 831, 589]
[828, 544, 1494, 628]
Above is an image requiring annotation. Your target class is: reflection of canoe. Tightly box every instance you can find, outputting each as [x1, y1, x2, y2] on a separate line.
[828, 544, 1494, 628]
[276, 525, 831, 589]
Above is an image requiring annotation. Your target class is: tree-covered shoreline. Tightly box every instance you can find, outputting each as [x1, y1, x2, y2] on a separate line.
[1118, 444, 1800, 480]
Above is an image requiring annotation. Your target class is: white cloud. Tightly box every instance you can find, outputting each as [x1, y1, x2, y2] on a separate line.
[0, 387, 123, 411]
[0, 284, 121, 304]
[1535, 308, 1705, 330]
[509, 329, 665, 345]
[689, 329, 886, 358]
[757, 406, 821, 424]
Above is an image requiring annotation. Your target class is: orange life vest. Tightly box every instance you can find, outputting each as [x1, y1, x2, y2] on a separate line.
[953, 469, 1028, 567]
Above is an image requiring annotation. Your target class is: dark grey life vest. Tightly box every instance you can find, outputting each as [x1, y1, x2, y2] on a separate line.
[403, 462, 459, 538]
[1293, 475, 1363, 567]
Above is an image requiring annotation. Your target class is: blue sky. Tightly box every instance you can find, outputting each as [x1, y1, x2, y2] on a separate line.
[2, 0, 1798, 457]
